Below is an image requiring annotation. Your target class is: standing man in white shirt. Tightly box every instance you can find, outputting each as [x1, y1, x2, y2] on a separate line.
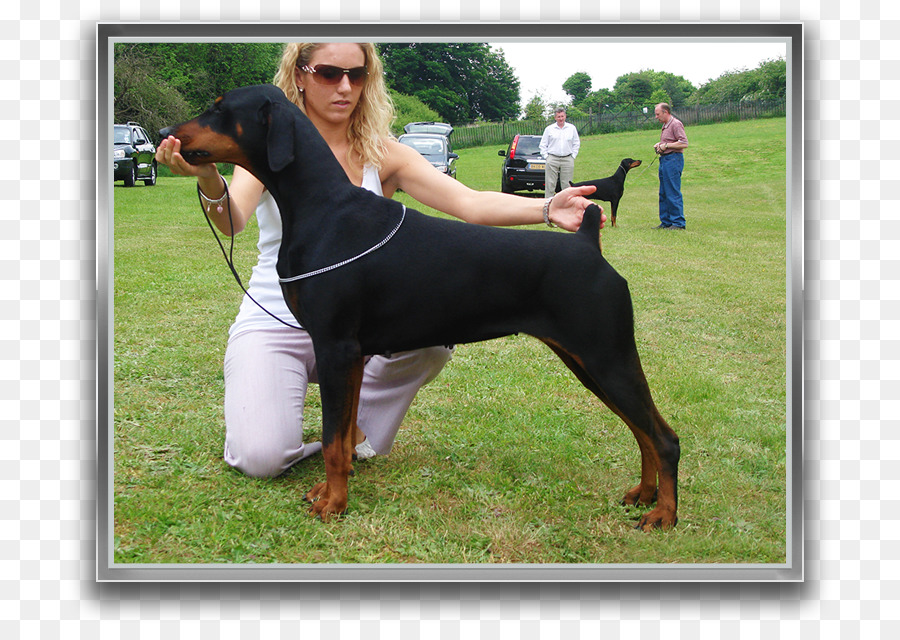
[539, 107, 580, 199]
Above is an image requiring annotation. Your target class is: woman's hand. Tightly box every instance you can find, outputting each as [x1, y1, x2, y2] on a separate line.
[155, 135, 219, 179]
[156, 137, 263, 237]
[548, 185, 606, 232]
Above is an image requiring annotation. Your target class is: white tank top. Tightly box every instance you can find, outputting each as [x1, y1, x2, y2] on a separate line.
[228, 164, 384, 337]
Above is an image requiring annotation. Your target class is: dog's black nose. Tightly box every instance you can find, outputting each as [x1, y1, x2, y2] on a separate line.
[159, 126, 175, 138]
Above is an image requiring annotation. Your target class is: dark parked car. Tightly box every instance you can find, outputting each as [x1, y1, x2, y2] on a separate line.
[398, 133, 459, 179]
[113, 122, 157, 187]
[498, 134, 552, 194]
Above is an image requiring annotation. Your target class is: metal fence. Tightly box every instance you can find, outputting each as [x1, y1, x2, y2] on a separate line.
[450, 99, 786, 150]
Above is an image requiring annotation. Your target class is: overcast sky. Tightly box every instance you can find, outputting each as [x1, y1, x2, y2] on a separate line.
[490, 40, 788, 106]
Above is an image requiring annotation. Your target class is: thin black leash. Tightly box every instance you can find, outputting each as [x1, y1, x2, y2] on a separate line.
[197, 179, 304, 331]
[631, 152, 660, 180]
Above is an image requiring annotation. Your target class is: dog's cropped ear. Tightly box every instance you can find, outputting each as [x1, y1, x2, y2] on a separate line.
[259, 98, 295, 172]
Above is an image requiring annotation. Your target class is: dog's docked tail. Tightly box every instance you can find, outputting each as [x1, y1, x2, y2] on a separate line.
[577, 204, 604, 252]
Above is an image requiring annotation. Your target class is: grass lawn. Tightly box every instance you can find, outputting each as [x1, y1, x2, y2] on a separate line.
[112, 117, 788, 565]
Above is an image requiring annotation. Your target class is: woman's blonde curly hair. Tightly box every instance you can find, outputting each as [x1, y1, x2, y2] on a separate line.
[273, 43, 395, 171]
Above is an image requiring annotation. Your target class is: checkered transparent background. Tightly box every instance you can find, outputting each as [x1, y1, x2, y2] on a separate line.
[2, 0, 897, 636]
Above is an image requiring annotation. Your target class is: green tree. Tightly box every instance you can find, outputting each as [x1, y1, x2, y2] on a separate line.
[115, 43, 284, 118]
[612, 73, 654, 106]
[652, 71, 695, 108]
[523, 93, 548, 120]
[113, 44, 193, 138]
[688, 57, 786, 104]
[575, 88, 614, 115]
[649, 88, 673, 108]
[609, 70, 695, 109]
[389, 90, 442, 136]
[690, 67, 754, 103]
[379, 43, 520, 123]
[562, 72, 592, 104]
[756, 58, 787, 100]
[469, 48, 522, 121]
[113, 42, 286, 139]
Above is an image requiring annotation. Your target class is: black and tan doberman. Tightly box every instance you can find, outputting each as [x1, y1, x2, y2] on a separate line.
[570, 158, 642, 227]
[161, 85, 680, 530]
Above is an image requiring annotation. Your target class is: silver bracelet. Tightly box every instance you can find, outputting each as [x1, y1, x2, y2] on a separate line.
[198, 177, 228, 214]
[542, 196, 556, 227]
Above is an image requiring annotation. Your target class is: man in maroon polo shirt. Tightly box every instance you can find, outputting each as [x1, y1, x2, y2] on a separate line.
[653, 103, 689, 230]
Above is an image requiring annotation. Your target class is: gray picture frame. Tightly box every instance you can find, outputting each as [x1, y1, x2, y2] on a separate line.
[97, 21, 803, 582]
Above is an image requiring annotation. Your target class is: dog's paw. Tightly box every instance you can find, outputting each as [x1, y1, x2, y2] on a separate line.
[309, 497, 348, 522]
[634, 508, 677, 532]
[305, 481, 349, 521]
[304, 481, 328, 503]
[621, 485, 658, 507]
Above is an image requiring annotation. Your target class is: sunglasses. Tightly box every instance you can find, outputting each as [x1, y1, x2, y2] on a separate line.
[299, 64, 369, 86]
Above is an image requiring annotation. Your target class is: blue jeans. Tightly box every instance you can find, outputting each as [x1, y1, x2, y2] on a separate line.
[658, 153, 685, 228]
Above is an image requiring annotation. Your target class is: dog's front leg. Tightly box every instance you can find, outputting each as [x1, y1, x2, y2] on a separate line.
[304, 341, 364, 521]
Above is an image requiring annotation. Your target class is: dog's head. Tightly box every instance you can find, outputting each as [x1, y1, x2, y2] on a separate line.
[160, 84, 298, 175]
[621, 158, 642, 170]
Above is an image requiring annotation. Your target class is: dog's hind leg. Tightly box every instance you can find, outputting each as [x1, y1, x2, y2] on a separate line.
[596, 369, 679, 531]
[304, 341, 364, 521]
[541, 339, 679, 531]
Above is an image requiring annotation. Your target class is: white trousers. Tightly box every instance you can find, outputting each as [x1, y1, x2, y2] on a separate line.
[545, 154, 575, 198]
[223, 326, 452, 477]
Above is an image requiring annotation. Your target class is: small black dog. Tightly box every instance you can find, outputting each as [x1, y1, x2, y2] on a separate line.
[161, 86, 679, 530]
[570, 158, 642, 227]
